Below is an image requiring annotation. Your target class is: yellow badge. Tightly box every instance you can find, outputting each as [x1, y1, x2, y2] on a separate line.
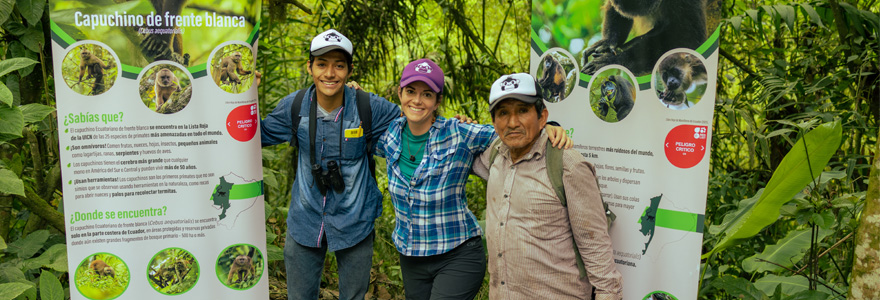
[345, 127, 363, 138]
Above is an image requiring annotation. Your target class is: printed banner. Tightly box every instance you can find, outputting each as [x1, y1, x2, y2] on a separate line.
[531, 1, 721, 299]
[49, 0, 266, 299]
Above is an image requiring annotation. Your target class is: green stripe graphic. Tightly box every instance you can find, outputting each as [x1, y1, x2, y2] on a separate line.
[212, 181, 264, 200]
[655, 209, 704, 233]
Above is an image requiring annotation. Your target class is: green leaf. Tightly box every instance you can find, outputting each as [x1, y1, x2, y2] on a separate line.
[784, 290, 831, 300]
[19, 23, 44, 53]
[704, 121, 842, 259]
[0, 169, 24, 197]
[0, 82, 10, 106]
[0, 105, 24, 141]
[20, 104, 55, 124]
[798, 3, 825, 28]
[0, 282, 33, 299]
[0, 266, 25, 282]
[0, 0, 13, 25]
[0, 58, 38, 78]
[15, 0, 43, 26]
[774, 5, 796, 30]
[711, 276, 765, 300]
[24, 244, 67, 272]
[38, 270, 63, 300]
[742, 228, 832, 273]
[755, 275, 810, 297]
[6, 230, 49, 259]
[267, 244, 283, 262]
[0, 235, 6, 251]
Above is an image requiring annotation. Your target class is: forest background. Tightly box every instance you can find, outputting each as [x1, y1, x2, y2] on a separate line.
[0, 0, 877, 299]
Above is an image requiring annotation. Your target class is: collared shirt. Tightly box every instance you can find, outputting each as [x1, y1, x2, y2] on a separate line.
[261, 85, 400, 251]
[374, 117, 496, 256]
[473, 130, 623, 300]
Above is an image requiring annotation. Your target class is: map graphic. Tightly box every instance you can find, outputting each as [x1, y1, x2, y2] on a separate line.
[639, 194, 662, 254]
[209, 173, 263, 229]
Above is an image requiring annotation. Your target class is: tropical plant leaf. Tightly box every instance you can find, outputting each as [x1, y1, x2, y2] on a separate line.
[20, 103, 55, 124]
[0, 282, 33, 299]
[704, 121, 842, 258]
[742, 228, 832, 273]
[0, 82, 11, 106]
[711, 276, 765, 300]
[24, 244, 67, 272]
[0, 105, 23, 141]
[755, 275, 810, 297]
[797, 3, 825, 28]
[0, 169, 24, 197]
[0, 58, 38, 78]
[39, 270, 64, 300]
[267, 244, 283, 262]
[0, 0, 13, 25]
[784, 290, 831, 300]
[15, 0, 43, 25]
[0, 235, 6, 252]
[6, 230, 49, 259]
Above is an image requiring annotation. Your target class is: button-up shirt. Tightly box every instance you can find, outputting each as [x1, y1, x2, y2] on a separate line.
[473, 130, 623, 300]
[261, 85, 400, 251]
[375, 117, 496, 256]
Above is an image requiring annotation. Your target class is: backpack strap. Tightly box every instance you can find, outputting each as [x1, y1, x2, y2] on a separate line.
[288, 88, 308, 147]
[543, 144, 587, 279]
[355, 90, 376, 179]
[488, 138, 502, 166]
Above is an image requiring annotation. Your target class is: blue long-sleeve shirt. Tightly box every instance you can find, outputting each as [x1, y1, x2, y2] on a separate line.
[261, 85, 400, 251]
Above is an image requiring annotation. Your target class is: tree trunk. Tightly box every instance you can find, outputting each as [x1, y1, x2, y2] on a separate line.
[849, 130, 880, 298]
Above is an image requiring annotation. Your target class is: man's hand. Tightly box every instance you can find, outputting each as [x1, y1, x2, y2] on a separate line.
[255, 71, 261, 86]
[453, 114, 478, 124]
[346, 81, 362, 90]
[546, 125, 573, 149]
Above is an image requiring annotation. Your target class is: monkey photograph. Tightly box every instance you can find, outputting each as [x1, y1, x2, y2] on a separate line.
[148, 248, 200, 295]
[74, 253, 130, 300]
[210, 44, 256, 93]
[590, 69, 636, 122]
[654, 52, 708, 110]
[62, 44, 118, 96]
[216, 244, 264, 289]
[139, 64, 192, 114]
[531, 0, 719, 77]
[536, 50, 577, 102]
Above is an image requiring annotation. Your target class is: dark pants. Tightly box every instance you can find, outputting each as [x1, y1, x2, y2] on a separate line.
[399, 236, 487, 300]
[284, 231, 374, 300]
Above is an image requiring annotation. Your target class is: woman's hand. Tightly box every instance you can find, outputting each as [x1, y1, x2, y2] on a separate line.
[546, 125, 573, 149]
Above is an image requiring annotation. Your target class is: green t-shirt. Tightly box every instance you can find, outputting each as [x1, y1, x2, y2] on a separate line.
[399, 125, 429, 181]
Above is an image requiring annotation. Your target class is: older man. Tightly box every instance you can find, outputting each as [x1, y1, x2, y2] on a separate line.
[473, 73, 623, 299]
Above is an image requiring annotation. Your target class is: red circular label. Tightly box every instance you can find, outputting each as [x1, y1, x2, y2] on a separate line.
[226, 104, 258, 142]
[664, 125, 708, 168]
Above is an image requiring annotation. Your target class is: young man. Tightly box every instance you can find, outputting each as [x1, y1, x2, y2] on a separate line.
[473, 73, 623, 299]
[260, 29, 401, 300]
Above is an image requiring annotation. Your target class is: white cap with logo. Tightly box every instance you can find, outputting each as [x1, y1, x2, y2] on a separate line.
[488, 73, 544, 111]
[310, 29, 353, 56]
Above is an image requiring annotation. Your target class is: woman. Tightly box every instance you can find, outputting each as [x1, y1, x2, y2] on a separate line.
[373, 58, 571, 299]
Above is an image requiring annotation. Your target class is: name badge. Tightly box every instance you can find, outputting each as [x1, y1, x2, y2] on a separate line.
[344, 127, 363, 138]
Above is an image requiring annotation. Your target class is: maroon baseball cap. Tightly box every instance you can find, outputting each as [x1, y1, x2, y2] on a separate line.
[399, 59, 444, 94]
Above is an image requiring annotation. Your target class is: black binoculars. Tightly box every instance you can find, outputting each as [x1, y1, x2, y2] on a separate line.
[311, 161, 344, 195]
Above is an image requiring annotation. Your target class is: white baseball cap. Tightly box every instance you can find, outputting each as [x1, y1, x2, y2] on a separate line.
[488, 73, 543, 111]
[310, 29, 353, 57]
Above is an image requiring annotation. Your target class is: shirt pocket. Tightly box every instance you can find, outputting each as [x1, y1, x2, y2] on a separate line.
[425, 147, 457, 178]
[526, 196, 567, 241]
[341, 120, 366, 160]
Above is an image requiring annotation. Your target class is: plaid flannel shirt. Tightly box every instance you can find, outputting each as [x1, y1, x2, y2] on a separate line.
[375, 116, 496, 256]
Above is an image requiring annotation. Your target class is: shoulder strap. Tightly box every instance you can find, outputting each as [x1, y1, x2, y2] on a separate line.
[488, 138, 502, 166]
[544, 143, 586, 278]
[355, 90, 376, 178]
[289, 89, 307, 147]
[544, 143, 567, 207]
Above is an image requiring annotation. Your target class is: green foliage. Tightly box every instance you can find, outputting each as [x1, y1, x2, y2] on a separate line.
[0, 231, 70, 300]
[742, 228, 832, 273]
[706, 121, 843, 257]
